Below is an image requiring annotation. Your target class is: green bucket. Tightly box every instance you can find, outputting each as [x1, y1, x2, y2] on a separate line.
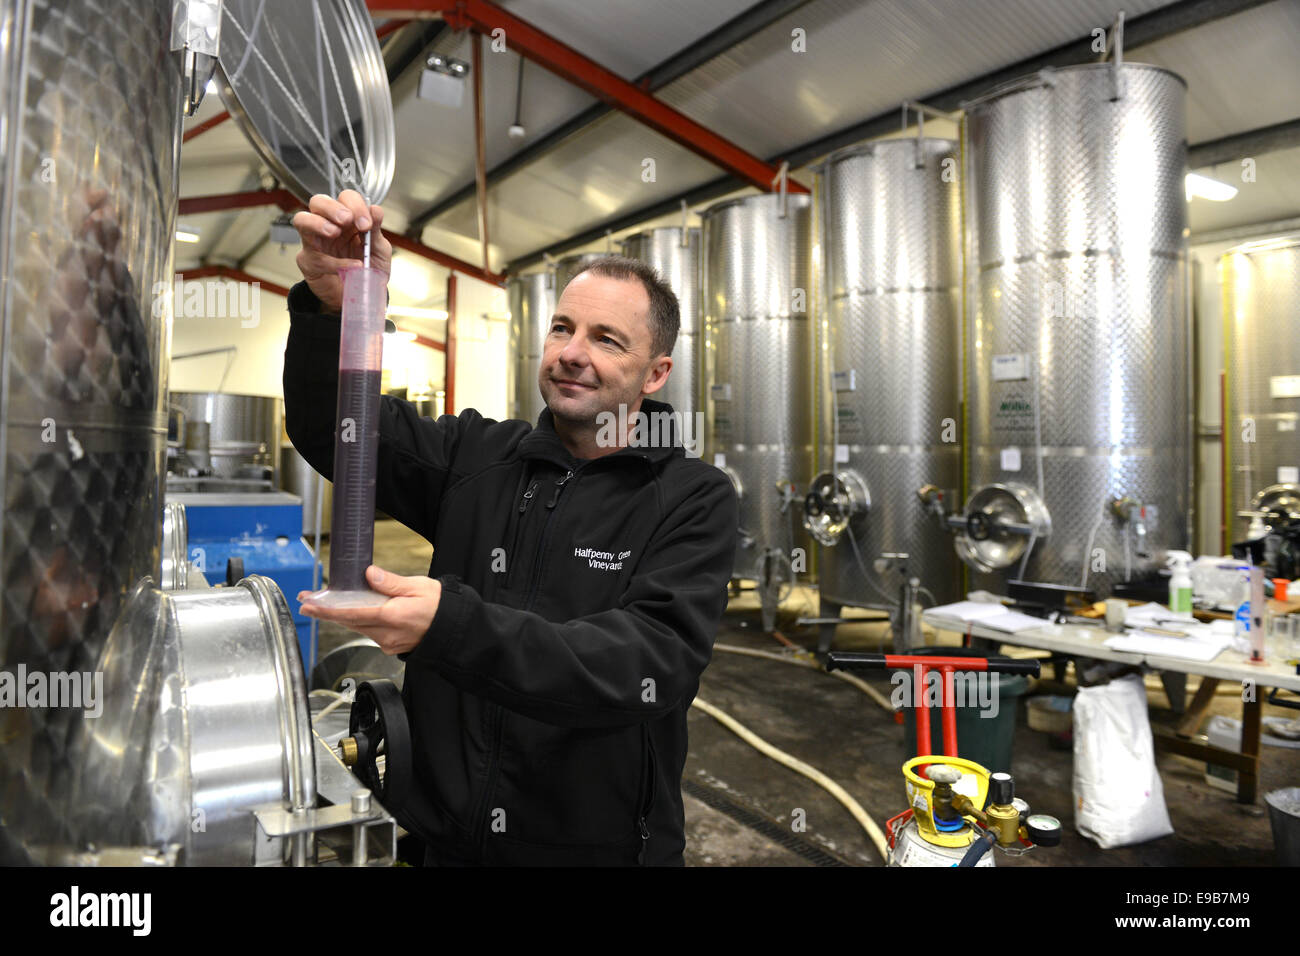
[898, 646, 1029, 774]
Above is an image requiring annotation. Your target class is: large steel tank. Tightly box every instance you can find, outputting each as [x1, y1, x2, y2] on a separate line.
[957, 64, 1191, 597]
[0, 0, 368, 866]
[1222, 239, 1300, 544]
[809, 139, 963, 635]
[170, 391, 282, 483]
[621, 227, 702, 421]
[0, 0, 180, 862]
[553, 251, 608, 296]
[506, 271, 554, 424]
[702, 193, 814, 630]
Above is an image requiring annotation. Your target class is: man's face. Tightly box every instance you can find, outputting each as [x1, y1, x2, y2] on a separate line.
[538, 272, 671, 425]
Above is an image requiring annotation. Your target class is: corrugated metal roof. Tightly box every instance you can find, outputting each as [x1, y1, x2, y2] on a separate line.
[654, 0, 1177, 160]
[1189, 143, 1300, 236]
[1133, 0, 1300, 142]
[179, 0, 1300, 276]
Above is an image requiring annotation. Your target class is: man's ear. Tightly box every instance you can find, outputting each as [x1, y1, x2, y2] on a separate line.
[642, 355, 672, 396]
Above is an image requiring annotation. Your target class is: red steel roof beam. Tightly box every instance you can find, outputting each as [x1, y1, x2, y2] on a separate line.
[179, 189, 301, 216]
[385, 230, 504, 286]
[176, 191, 503, 285]
[179, 266, 291, 298]
[366, 0, 805, 194]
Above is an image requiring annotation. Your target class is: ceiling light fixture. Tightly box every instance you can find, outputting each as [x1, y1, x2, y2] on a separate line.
[418, 53, 470, 108]
[1185, 172, 1238, 202]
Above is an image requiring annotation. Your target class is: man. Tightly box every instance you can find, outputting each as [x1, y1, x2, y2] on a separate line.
[284, 190, 738, 865]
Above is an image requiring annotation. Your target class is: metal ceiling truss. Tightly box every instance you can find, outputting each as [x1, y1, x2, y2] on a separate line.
[365, 0, 804, 198]
[505, 0, 1286, 272]
[403, 0, 817, 233]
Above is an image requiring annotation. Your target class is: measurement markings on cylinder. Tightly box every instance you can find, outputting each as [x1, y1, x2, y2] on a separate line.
[681, 779, 853, 867]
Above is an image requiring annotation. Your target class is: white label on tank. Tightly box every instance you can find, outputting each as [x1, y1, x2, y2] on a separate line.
[833, 369, 856, 392]
[1270, 375, 1300, 399]
[1000, 447, 1021, 471]
[1279, 419, 1297, 432]
[992, 353, 1029, 382]
[713, 453, 726, 469]
[710, 383, 732, 402]
[1280, 466, 1300, 484]
[835, 444, 850, 464]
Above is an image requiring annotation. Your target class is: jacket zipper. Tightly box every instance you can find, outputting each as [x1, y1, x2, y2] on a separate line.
[523, 468, 580, 608]
[638, 724, 658, 865]
[476, 466, 580, 855]
[504, 479, 539, 591]
[518, 479, 539, 514]
[545, 470, 573, 509]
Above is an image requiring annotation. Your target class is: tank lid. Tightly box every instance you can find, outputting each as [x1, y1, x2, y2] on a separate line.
[823, 138, 956, 166]
[963, 62, 1187, 113]
[622, 225, 699, 242]
[700, 191, 812, 219]
[555, 251, 609, 267]
[215, 0, 395, 205]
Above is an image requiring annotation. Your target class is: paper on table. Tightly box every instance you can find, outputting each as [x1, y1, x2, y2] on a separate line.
[923, 602, 1049, 634]
[1124, 602, 1196, 629]
[924, 601, 1010, 622]
[977, 609, 1054, 634]
[1103, 631, 1229, 662]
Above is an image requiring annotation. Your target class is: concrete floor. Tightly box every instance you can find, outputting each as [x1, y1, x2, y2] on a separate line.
[317, 518, 1300, 866]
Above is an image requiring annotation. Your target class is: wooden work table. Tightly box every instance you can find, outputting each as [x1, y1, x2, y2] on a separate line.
[924, 613, 1300, 804]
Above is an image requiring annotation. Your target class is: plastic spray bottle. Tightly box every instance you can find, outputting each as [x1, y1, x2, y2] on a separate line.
[1166, 550, 1193, 614]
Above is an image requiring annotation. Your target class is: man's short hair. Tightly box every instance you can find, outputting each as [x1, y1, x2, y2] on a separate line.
[567, 255, 680, 359]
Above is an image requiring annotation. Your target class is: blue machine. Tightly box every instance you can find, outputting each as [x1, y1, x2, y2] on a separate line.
[169, 491, 321, 668]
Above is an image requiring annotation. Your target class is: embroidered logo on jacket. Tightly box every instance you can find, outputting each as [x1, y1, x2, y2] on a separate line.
[574, 546, 632, 571]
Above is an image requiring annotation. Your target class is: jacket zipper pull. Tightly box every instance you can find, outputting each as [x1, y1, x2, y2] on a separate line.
[519, 480, 538, 514]
[637, 816, 650, 865]
[545, 470, 574, 509]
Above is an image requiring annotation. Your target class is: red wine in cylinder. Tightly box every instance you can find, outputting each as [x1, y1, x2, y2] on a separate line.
[328, 368, 382, 592]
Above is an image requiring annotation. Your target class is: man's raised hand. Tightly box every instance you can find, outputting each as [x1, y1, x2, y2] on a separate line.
[291, 189, 392, 313]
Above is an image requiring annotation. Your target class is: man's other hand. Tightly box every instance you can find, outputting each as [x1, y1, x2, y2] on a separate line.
[298, 566, 440, 655]
[291, 189, 392, 313]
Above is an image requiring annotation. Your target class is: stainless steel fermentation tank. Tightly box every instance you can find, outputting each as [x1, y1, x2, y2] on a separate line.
[945, 63, 1191, 597]
[0, 0, 178, 862]
[506, 271, 554, 424]
[1222, 239, 1300, 545]
[170, 391, 282, 483]
[702, 193, 814, 631]
[553, 251, 608, 296]
[621, 227, 702, 421]
[808, 139, 962, 650]
[0, 0, 382, 865]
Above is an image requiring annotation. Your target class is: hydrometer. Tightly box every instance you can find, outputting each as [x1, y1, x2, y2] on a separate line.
[304, 227, 388, 607]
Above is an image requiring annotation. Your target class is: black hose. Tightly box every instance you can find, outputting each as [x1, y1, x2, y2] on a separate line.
[957, 829, 997, 867]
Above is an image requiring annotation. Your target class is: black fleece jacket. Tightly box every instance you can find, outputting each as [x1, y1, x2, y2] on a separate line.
[283, 282, 738, 865]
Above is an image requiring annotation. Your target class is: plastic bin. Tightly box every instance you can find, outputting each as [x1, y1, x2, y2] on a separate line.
[899, 646, 1030, 774]
[1265, 788, 1300, 866]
